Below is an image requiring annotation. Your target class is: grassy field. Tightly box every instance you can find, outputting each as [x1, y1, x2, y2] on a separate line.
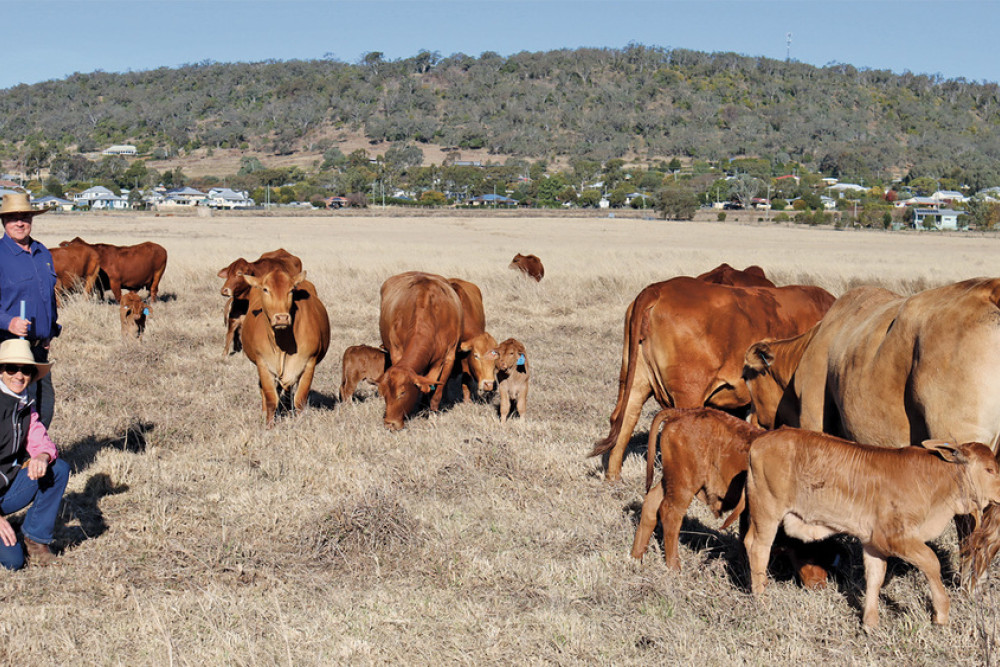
[7, 209, 1000, 664]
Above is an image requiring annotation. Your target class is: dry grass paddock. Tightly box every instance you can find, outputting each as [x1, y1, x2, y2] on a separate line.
[7, 210, 1000, 664]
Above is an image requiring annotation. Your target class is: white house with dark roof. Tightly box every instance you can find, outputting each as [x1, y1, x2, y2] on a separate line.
[74, 186, 128, 210]
[33, 195, 74, 211]
[912, 208, 965, 230]
[931, 190, 966, 204]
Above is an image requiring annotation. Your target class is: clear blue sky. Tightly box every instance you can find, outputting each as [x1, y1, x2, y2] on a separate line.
[6, 0, 998, 90]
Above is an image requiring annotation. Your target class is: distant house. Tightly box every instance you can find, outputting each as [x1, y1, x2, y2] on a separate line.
[930, 190, 966, 205]
[161, 186, 207, 207]
[102, 144, 137, 156]
[206, 187, 254, 209]
[912, 208, 966, 230]
[827, 183, 867, 198]
[467, 193, 517, 206]
[74, 186, 128, 210]
[33, 195, 74, 212]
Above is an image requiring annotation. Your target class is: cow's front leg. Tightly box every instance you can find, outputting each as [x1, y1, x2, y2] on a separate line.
[256, 363, 280, 427]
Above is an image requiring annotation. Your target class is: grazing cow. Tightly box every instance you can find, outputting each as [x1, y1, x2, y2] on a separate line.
[695, 263, 774, 288]
[50, 244, 101, 304]
[591, 277, 834, 481]
[448, 278, 498, 401]
[509, 253, 544, 281]
[377, 271, 463, 431]
[240, 268, 330, 427]
[119, 292, 150, 341]
[60, 237, 168, 303]
[743, 279, 1000, 583]
[734, 429, 1000, 629]
[631, 408, 760, 568]
[339, 344, 389, 402]
[495, 338, 529, 423]
[217, 249, 302, 355]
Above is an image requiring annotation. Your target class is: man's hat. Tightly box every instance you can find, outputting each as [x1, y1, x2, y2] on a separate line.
[0, 193, 45, 219]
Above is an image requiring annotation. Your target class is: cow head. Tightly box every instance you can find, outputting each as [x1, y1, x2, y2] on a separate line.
[922, 440, 1000, 515]
[376, 366, 437, 431]
[120, 292, 150, 338]
[244, 269, 307, 330]
[217, 258, 252, 298]
[742, 342, 780, 427]
[461, 332, 498, 392]
[495, 338, 527, 374]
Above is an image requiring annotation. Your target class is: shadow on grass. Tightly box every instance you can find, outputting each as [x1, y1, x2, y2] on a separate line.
[58, 473, 129, 547]
[60, 420, 153, 474]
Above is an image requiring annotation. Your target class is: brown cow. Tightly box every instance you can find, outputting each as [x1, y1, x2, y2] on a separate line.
[495, 338, 529, 424]
[339, 344, 389, 402]
[736, 429, 1000, 629]
[509, 253, 544, 281]
[743, 278, 1000, 584]
[60, 237, 168, 303]
[448, 278, 497, 401]
[240, 268, 330, 427]
[694, 263, 774, 287]
[377, 271, 463, 431]
[217, 249, 303, 355]
[632, 407, 759, 568]
[591, 277, 835, 481]
[119, 292, 150, 341]
[50, 244, 101, 304]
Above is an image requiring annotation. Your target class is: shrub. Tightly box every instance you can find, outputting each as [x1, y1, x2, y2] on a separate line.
[717, 212, 726, 222]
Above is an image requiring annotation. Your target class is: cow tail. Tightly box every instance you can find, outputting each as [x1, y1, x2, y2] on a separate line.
[720, 487, 746, 532]
[961, 502, 1000, 588]
[590, 288, 656, 459]
[645, 408, 677, 492]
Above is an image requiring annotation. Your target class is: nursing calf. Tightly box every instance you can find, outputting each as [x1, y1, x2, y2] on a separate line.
[737, 430, 1000, 629]
[339, 344, 389, 402]
[631, 408, 759, 568]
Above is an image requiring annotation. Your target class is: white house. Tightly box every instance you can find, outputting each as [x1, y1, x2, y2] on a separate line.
[102, 144, 137, 156]
[930, 190, 966, 204]
[33, 195, 74, 212]
[161, 186, 207, 207]
[912, 208, 965, 230]
[206, 188, 254, 209]
[827, 183, 868, 199]
[74, 186, 128, 210]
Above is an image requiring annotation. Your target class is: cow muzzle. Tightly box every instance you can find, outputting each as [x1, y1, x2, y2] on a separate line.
[479, 379, 495, 392]
[221, 286, 233, 297]
[271, 312, 292, 328]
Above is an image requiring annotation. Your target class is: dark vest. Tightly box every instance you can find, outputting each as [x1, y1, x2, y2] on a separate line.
[0, 392, 30, 493]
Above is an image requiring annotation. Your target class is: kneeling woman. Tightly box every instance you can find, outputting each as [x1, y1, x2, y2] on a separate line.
[0, 339, 69, 568]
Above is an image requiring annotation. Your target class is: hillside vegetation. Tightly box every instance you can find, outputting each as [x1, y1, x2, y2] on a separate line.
[5, 45, 1000, 188]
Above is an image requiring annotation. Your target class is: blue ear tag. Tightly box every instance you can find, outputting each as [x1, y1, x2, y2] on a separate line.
[517, 354, 526, 366]
[142, 308, 149, 316]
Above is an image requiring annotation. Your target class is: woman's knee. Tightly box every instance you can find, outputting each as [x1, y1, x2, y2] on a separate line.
[0, 544, 25, 570]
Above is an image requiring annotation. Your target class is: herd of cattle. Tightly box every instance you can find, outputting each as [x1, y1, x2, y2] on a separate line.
[592, 263, 1000, 629]
[51, 240, 1000, 629]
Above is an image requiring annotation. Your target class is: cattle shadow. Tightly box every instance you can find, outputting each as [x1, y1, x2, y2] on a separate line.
[59, 420, 153, 474]
[55, 473, 130, 548]
[307, 389, 339, 411]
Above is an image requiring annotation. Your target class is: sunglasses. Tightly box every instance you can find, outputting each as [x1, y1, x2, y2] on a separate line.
[1, 364, 34, 376]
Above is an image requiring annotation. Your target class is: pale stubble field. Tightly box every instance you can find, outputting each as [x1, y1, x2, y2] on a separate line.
[7, 209, 1000, 664]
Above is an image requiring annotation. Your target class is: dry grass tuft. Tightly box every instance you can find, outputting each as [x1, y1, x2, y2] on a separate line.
[313, 486, 425, 566]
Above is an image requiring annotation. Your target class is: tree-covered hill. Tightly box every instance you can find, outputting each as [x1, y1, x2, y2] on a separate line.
[4, 44, 1000, 188]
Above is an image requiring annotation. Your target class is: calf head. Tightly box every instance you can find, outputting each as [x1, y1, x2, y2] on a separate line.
[120, 292, 150, 339]
[495, 338, 528, 374]
[376, 366, 438, 431]
[217, 258, 252, 298]
[244, 269, 306, 330]
[922, 440, 1000, 514]
[461, 332, 498, 392]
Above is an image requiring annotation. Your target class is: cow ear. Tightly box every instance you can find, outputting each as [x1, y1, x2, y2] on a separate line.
[459, 340, 473, 352]
[374, 372, 388, 397]
[244, 274, 262, 289]
[920, 439, 967, 463]
[292, 271, 307, 288]
[412, 373, 437, 393]
[217, 266, 230, 279]
[744, 342, 774, 373]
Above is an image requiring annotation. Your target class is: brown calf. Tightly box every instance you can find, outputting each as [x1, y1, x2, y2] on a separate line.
[119, 292, 150, 340]
[631, 408, 759, 568]
[339, 345, 390, 402]
[509, 253, 544, 281]
[734, 429, 1000, 629]
[495, 338, 529, 423]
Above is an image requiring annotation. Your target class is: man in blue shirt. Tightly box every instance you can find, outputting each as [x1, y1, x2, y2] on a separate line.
[0, 193, 58, 428]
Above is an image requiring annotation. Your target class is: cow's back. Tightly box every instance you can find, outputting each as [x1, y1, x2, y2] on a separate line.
[449, 278, 487, 340]
[380, 272, 463, 366]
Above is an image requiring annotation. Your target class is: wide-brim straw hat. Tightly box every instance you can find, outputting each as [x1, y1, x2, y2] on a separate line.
[0, 193, 45, 218]
[0, 339, 51, 381]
